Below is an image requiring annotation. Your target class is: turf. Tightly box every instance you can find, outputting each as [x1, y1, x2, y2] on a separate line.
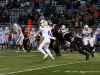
[0, 49, 100, 75]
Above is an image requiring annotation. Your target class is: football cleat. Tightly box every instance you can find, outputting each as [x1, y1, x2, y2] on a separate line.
[43, 54, 48, 60]
[86, 54, 89, 61]
[16, 50, 19, 52]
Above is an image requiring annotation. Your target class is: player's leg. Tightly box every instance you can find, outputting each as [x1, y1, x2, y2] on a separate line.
[16, 36, 21, 52]
[83, 38, 88, 51]
[89, 38, 95, 56]
[78, 47, 89, 61]
[23, 38, 30, 52]
[44, 38, 54, 59]
[20, 36, 25, 52]
[37, 38, 47, 56]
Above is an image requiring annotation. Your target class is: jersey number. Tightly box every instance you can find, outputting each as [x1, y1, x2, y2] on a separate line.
[48, 31, 52, 37]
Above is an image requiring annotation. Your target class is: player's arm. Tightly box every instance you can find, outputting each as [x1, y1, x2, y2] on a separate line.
[17, 29, 21, 37]
[30, 29, 41, 39]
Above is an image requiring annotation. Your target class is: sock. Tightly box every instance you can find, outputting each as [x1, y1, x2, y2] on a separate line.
[23, 48, 25, 51]
[17, 48, 19, 51]
[45, 49, 53, 58]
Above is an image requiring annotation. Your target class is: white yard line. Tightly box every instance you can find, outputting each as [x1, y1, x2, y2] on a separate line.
[0, 55, 40, 57]
[1, 60, 99, 75]
[0, 68, 9, 71]
[53, 70, 60, 72]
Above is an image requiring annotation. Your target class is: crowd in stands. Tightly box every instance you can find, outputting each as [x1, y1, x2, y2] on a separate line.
[0, 0, 27, 24]
[1, 0, 100, 28]
[16, 0, 100, 28]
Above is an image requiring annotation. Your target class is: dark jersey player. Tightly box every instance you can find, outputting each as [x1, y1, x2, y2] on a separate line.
[67, 36, 94, 61]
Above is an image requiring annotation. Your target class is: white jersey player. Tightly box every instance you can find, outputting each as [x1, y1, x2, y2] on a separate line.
[82, 25, 94, 54]
[31, 20, 56, 60]
[29, 28, 36, 49]
[0, 28, 4, 49]
[4, 27, 10, 49]
[94, 28, 100, 44]
[13, 23, 25, 52]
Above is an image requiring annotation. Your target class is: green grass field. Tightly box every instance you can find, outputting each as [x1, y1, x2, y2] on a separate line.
[0, 49, 100, 75]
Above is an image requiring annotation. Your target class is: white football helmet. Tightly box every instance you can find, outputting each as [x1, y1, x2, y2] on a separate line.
[96, 28, 100, 31]
[40, 20, 48, 26]
[0, 28, 3, 34]
[13, 23, 18, 28]
[61, 25, 66, 30]
[84, 25, 89, 31]
[5, 27, 9, 30]
[32, 28, 34, 32]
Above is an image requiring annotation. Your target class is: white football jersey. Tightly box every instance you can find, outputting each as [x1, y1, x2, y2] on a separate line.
[0, 30, 4, 43]
[29, 31, 35, 38]
[15, 26, 23, 37]
[4, 30, 10, 36]
[95, 31, 99, 35]
[82, 28, 92, 39]
[40, 26, 54, 39]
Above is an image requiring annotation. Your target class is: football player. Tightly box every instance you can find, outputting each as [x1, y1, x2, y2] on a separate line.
[4, 27, 10, 49]
[29, 28, 36, 49]
[13, 23, 25, 52]
[82, 25, 94, 56]
[58, 25, 70, 52]
[31, 20, 56, 60]
[0, 28, 4, 49]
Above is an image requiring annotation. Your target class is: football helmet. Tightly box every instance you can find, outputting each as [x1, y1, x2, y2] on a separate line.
[5, 27, 9, 30]
[96, 28, 100, 31]
[84, 25, 88, 31]
[32, 28, 34, 32]
[0, 28, 3, 34]
[13, 23, 18, 28]
[40, 20, 48, 26]
[61, 25, 66, 30]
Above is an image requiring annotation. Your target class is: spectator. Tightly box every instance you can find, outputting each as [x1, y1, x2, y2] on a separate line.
[50, 15, 54, 22]
[5, 2, 10, 9]
[34, 13, 39, 23]
[98, 8, 100, 19]
[47, 17, 51, 23]
[31, 8, 36, 15]
[58, 18, 63, 27]
[9, 0, 15, 9]
[20, 1, 26, 9]
[15, 0, 21, 9]
[93, 11, 98, 21]
[4, 13, 10, 23]
[0, 13, 4, 23]
[29, 13, 34, 21]
[4, 7, 9, 14]
[86, 3, 91, 9]
[18, 14, 23, 25]
[40, 13, 45, 20]
[76, 14, 81, 22]
[53, 17, 58, 25]
[23, 15, 28, 25]
[63, 19, 68, 26]
[89, 16, 94, 26]
[71, 17, 75, 26]
[0, 4, 3, 10]
[66, 0, 70, 9]
[61, 15, 66, 23]
[75, 0, 80, 9]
